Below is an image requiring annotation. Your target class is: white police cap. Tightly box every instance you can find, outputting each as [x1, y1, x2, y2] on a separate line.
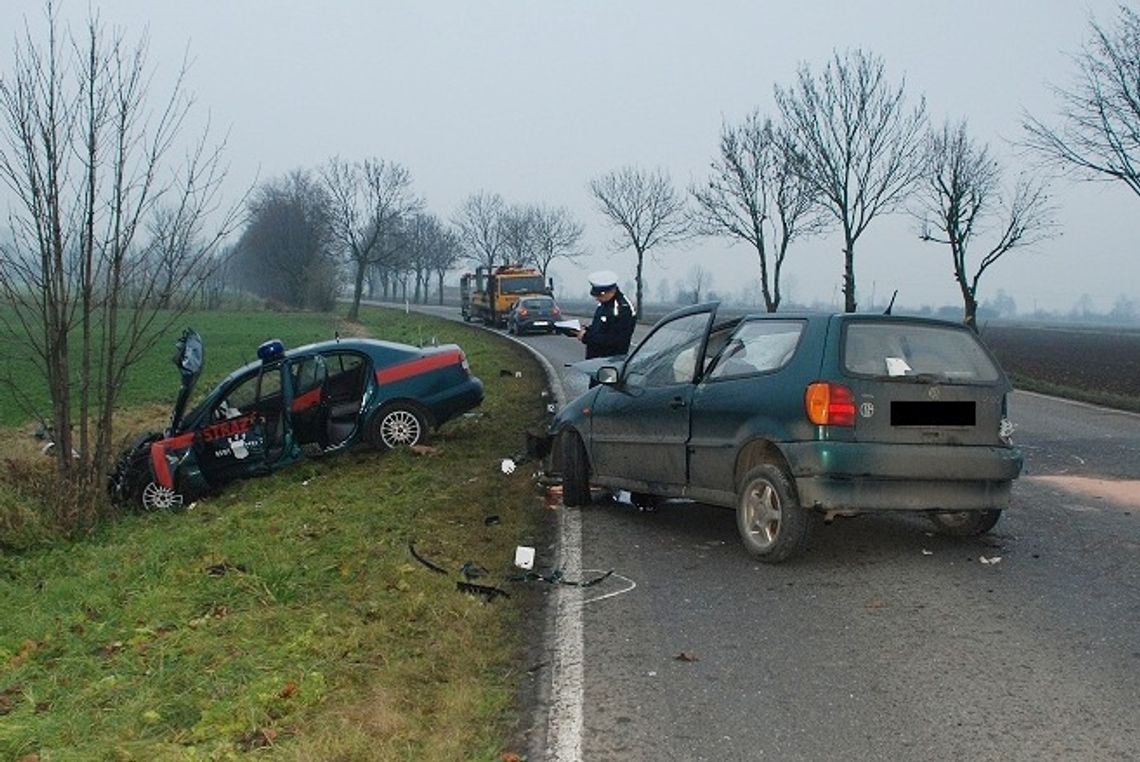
[588, 270, 619, 295]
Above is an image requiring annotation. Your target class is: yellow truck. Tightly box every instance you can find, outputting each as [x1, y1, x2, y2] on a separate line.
[461, 265, 551, 327]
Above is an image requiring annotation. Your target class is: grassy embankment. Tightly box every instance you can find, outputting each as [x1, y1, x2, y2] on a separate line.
[0, 304, 551, 760]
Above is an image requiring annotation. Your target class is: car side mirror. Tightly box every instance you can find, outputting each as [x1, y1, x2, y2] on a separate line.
[596, 366, 619, 385]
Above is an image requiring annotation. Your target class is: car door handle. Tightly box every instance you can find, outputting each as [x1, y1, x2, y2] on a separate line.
[669, 396, 687, 409]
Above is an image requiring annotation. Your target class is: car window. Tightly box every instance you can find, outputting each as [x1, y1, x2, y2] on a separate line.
[215, 365, 283, 419]
[623, 311, 712, 388]
[844, 322, 1000, 382]
[707, 320, 803, 379]
[291, 354, 327, 396]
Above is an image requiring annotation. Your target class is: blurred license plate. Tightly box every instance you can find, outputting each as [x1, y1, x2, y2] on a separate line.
[533, 321, 550, 326]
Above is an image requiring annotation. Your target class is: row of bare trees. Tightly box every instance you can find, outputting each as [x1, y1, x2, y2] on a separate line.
[590, 48, 1058, 330]
[451, 191, 584, 279]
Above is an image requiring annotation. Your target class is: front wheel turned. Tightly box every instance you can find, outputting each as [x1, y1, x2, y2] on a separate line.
[736, 464, 811, 563]
[559, 431, 591, 507]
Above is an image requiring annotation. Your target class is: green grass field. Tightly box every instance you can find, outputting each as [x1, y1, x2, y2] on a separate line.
[0, 305, 552, 760]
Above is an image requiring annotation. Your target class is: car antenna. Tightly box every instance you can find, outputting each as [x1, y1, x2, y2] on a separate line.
[884, 289, 898, 315]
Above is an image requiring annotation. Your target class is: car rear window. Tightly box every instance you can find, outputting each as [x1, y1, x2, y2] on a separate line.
[707, 320, 803, 379]
[843, 322, 1000, 382]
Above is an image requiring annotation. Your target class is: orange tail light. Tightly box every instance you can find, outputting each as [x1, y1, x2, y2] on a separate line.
[805, 382, 855, 426]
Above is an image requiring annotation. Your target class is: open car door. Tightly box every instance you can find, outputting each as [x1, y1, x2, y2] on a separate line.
[588, 303, 718, 487]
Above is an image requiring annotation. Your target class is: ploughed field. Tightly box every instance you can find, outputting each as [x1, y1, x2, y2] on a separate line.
[979, 323, 1140, 410]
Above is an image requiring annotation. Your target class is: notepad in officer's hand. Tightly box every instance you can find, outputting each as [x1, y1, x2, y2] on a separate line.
[554, 319, 581, 336]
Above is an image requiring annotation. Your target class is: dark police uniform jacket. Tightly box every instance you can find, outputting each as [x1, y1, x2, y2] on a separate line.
[581, 291, 636, 359]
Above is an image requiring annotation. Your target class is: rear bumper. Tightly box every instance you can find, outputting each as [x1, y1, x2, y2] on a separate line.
[782, 441, 1022, 512]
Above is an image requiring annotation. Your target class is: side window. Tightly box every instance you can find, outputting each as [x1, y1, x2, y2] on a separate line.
[323, 352, 367, 400]
[214, 365, 283, 420]
[291, 355, 327, 397]
[707, 320, 803, 379]
[623, 311, 712, 388]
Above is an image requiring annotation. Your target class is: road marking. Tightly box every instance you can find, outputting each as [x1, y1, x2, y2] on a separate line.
[547, 506, 584, 762]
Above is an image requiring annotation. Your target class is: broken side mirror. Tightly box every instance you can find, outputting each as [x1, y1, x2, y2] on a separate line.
[596, 366, 619, 385]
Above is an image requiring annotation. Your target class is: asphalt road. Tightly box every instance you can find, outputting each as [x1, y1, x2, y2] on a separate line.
[413, 304, 1140, 761]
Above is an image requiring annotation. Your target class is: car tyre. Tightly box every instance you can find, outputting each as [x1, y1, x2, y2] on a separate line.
[560, 430, 591, 507]
[107, 433, 159, 510]
[736, 463, 810, 563]
[928, 509, 1002, 537]
[368, 403, 429, 449]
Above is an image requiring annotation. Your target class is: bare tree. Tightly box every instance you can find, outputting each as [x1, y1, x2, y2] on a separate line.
[917, 120, 1055, 330]
[688, 264, 712, 304]
[429, 225, 463, 305]
[232, 170, 337, 310]
[322, 156, 421, 321]
[0, 5, 237, 521]
[499, 203, 538, 266]
[692, 110, 824, 312]
[453, 191, 506, 269]
[1023, 6, 1140, 197]
[531, 204, 583, 281]
[775, 49, 927, 312]
[589, 166, 689, 310]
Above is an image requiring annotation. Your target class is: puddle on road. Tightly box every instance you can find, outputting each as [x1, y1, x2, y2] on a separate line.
[1025, 475, 1140, 510]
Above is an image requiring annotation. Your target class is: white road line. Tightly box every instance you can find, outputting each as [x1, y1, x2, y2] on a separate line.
[547, 506, 584, 762]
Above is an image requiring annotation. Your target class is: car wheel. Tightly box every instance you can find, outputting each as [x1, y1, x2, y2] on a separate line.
[141, 481, 185, 512]
[107, 433, 159, 510]
[928, 509, 1002, 537]
[736, 464, 811, 563]
[560, 430, 591, 507]
[368, 403, 428, 449]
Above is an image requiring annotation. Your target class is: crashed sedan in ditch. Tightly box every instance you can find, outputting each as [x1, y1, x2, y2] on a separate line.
[549, 303, 1022, 563]
[109, 329, 483, 511]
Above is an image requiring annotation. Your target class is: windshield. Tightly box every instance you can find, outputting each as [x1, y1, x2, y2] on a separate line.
[500, 276, 546, 294]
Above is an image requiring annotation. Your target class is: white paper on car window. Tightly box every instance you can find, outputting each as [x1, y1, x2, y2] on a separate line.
[885, 356, 911, 376]
[554, 319, 581, 332]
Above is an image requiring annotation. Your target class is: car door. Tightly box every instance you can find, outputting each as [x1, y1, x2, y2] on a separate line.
[589, 305, 717, 487]
[194, 362, 288, 485]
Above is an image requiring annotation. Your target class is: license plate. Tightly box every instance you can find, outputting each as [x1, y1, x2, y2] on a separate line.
[532, 321, 550, 326]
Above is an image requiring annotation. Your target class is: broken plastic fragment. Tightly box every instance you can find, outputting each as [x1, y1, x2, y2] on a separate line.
[979, 555, 1003, 565]
[921, 549, 933, 556]
[501, 458, 517, 474]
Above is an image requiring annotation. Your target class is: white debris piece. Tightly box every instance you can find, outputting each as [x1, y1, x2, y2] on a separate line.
[501, 458, 517, 474]
[979, 555, 1003, 565]
[514, 545, 535, 570]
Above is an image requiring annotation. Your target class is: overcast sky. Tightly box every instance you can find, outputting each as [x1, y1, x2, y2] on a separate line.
[2, 1, 1136, 314]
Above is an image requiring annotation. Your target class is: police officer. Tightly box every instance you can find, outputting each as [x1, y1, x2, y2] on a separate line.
[576, 270, 636, 359]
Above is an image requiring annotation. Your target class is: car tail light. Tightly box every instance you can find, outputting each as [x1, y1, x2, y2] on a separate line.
[805, 382, 855, 426]
[518, 307, 529, 316]
[552, 306, 561, 316]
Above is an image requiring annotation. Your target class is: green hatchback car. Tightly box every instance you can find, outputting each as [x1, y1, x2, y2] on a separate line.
[550, 303, 1023, 563]
[109, 329, 483, 512]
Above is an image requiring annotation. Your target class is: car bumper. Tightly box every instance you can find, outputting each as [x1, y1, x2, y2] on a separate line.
[782, 441, 1022, 512]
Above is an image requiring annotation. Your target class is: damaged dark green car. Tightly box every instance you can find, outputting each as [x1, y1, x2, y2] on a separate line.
[549, 303, 1023, 563]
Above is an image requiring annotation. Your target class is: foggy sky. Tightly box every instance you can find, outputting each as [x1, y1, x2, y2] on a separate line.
[1, 0, 1136, 314]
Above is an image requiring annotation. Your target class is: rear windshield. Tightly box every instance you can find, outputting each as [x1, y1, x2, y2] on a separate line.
[843, 322, 1000, 382]
[520, 298, 553, 308]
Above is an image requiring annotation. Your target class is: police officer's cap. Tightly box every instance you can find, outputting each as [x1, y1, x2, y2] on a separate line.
[588, 270, 619, 296]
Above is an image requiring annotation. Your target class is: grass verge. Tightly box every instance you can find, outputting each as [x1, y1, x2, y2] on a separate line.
[0, 305, 553, 760]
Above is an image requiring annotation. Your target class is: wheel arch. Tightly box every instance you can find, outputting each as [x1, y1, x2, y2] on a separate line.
[734, 438, 793, 490]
